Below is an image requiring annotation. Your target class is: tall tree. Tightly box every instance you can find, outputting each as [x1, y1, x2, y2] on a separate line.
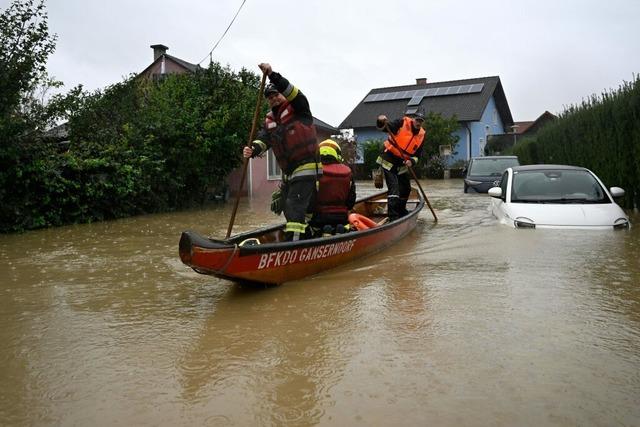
[0, 0, 60, 232]
[0, 0, 57, 122]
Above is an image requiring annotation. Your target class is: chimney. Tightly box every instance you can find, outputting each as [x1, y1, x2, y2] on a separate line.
[416, 77, 428, 85]
[150, 44, 169, 61]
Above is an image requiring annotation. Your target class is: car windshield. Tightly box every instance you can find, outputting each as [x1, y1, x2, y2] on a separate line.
[469, 158, 519, 176]
[510, 169, 610, 204]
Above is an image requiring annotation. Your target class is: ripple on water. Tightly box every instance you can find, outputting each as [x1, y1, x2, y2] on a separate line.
[1, 179, 640, 425]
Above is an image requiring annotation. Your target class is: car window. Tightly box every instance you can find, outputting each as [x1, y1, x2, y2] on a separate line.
[511, 170, 609, 203]
[469, 158, 520, 176]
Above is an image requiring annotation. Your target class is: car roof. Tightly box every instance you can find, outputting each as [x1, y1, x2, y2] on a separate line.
[471, 156, 518, 160]
[511, 164, 588, 172]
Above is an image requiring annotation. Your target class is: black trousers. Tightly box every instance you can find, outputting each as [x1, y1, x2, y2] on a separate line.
[282, 176, 316, 239]
[383, 168, 411, 220]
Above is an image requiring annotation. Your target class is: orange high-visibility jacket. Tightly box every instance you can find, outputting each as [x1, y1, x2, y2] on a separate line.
[384, 117, 425, 159]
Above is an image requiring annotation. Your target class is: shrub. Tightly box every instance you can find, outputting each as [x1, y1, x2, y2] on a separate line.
[425, 155, 445, 179]
[361, 139, 384, 177]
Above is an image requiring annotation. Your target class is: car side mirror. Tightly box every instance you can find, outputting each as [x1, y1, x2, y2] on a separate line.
[488, 187, 502, 198]
[610, 187, 625, 198]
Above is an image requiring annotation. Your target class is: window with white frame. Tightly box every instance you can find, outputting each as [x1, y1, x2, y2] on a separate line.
[267, 151, 281, 179]
[493, 109, 498, 124]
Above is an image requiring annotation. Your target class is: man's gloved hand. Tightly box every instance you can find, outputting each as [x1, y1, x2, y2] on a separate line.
[270, 189, 283, 215]
[258, 63, 272, 75]
[376, 115, 388, 130]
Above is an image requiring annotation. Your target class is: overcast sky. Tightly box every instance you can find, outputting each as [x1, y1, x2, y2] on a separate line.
[20, 0, 640, 127]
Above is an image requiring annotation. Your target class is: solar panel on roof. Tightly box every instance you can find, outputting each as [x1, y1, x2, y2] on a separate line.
[407, 96, 422, 106]
[362, 82, 486, 103]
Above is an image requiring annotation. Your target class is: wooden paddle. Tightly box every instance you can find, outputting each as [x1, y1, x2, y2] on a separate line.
[225, 72, 268, 239]
[383, 123, 438, 222]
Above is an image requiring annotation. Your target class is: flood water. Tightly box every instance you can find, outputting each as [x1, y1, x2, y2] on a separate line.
[1, 179, 639, 426]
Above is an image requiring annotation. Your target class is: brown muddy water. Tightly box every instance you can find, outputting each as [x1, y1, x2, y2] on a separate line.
[1, 179, 639, 426]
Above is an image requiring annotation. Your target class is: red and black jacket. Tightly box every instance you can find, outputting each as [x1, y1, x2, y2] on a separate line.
[252, 72, 318, 175]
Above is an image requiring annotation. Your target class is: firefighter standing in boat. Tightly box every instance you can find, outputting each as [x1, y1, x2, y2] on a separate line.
[243, 63, 321, 241]
[309, 139, 356, 236]
[376, 109, 426, 221]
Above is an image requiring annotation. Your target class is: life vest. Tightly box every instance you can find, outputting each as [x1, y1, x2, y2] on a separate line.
[315, 163, 352, 216]
[265, 101, 318, 173]
[348, 213, 378, 231]
[383, 117, 425, 159]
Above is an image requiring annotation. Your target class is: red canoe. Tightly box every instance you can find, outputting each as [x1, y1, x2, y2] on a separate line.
[179, 188, 424, 285]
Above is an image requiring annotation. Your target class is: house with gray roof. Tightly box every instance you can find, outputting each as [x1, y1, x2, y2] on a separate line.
[339, 76, 514, 164]
[485, 111, 557, 155]
[138, 44, 200, 79]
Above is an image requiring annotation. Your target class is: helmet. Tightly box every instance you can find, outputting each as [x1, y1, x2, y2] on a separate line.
[264, 83, 279, 97]
[318, 139, 342, 161]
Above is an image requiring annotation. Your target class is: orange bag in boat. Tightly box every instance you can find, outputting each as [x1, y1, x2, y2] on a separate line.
[348, 213, 378, 231]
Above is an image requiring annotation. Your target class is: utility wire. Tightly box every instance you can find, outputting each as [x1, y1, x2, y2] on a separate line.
[197, 0, 248, 65]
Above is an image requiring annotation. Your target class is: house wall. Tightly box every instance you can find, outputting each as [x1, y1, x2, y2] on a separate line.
[247, 156, 280, 197]
[139, 58, 189, 79]
[451, 96, 507, 163]
[354, 126, 468, 166]
[468, 96, 505, 158]
[452, 127, 469, 162]
[354, 127, 384, 164]
[351, 96, 507, 166]
[224, 155, 279, 198]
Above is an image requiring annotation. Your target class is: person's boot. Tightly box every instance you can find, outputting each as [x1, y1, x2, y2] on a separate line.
[322, 225, 334, 237]
[399, 198, 409, 217]
[388, 197, 400, 221]
[284, 231, 300, 241]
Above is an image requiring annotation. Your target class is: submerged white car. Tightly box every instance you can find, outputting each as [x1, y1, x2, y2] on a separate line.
[489, 165, 630, 229]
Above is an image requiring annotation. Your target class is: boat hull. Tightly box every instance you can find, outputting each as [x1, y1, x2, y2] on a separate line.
[179, 190, 424, 285]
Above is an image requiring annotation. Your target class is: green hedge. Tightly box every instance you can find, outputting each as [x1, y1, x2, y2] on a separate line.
[0, 64, 262, 232]
[513, 77, 640, 209]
